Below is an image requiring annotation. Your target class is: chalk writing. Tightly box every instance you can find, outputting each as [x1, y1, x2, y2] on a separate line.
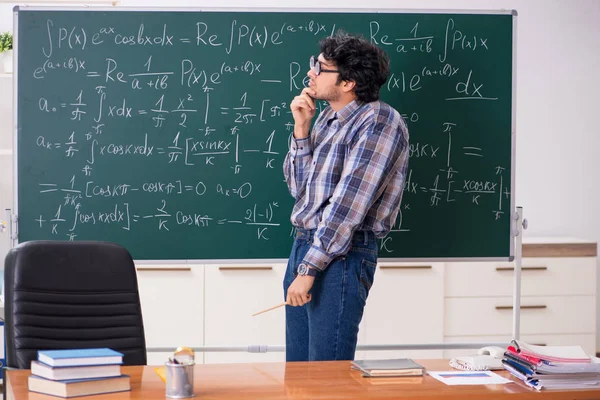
[17, 10, 514, 259]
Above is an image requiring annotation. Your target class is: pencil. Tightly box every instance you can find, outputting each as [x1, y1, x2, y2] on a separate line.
[252, 302, 287, 317]
[154, 366, 167, 383]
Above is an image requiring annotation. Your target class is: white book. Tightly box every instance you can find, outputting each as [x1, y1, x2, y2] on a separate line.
[31, 361, 121, 381]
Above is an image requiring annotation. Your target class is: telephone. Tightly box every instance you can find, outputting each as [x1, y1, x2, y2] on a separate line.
[449, 346, 506, 371]
[477, 346, 506, 359]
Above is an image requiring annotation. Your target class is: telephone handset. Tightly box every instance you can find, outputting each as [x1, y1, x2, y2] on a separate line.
[478, 346, 507, 359]
[449, 346, 507, 371]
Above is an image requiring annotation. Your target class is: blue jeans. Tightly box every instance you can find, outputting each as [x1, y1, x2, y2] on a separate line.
[283, 228, 378, 362]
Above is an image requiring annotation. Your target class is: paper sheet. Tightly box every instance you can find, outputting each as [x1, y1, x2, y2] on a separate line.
[428, 370, 513, 385]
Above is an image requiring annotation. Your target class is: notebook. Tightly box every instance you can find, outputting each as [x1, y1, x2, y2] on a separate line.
[351, 358, 425, 377]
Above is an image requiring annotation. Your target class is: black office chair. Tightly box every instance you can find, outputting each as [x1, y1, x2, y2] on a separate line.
[3, 240, 147, 369]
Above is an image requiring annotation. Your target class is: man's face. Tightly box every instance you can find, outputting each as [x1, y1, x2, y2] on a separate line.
[307, 54, 342, 103]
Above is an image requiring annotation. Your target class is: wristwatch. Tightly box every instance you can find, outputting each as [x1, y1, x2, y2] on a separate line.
[297, 262, 318, 277]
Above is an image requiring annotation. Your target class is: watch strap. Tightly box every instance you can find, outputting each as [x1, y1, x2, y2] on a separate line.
[305, 265, 318, 277]
[298, 262, 318, 277]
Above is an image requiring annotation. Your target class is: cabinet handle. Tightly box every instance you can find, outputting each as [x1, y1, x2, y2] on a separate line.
[496, 266, 547, 271]
[136, 267, 192, 272]
[380, 265, 432, 270]
[495, 305, 547, 310]
[218, 266, 273, 271]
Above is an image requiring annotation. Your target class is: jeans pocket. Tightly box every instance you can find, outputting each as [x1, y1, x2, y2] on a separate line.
[359, 259, 377, 302]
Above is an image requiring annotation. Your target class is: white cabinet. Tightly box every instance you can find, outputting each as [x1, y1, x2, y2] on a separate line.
[203, 264, 286, 364]
[136, 265, 204, 365]
[444, 250, 597, 356]
[135, 240, 597, 363]
[357, 261, 445, 360]
[445, 296, 595, 336]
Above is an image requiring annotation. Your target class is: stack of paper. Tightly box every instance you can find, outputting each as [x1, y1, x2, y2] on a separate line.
[502, 340, 600, 391]
[351, 358, 425, 377]
[513, 341, 591, 363]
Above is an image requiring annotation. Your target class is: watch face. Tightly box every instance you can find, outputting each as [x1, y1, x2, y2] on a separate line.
[297, 263, 308, 275]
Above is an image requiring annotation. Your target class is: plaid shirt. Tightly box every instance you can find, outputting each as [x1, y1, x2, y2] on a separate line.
[283, 99, 409, 271]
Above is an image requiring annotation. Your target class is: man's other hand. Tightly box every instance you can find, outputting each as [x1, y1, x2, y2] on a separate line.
[286, 275, 315, 306]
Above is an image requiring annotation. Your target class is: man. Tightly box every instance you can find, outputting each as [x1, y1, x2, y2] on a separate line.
[282, 32, 410, 362]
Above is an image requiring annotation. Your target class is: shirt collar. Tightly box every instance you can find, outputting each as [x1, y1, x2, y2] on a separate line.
[335, 99, 365, 127]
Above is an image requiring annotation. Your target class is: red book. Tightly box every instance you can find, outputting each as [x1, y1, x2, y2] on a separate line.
[506, 346, 543, 365]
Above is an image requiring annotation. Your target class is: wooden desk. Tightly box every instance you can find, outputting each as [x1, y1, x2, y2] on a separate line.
[6, 359, 600, 400]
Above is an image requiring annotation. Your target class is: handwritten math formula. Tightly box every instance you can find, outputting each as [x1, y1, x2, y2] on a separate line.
[16, 10, 514, 259]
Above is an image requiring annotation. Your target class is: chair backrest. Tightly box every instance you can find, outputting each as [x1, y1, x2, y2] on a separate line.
[4, 241, 147, 368]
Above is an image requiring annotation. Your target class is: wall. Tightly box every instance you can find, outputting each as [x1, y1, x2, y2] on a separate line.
[1, 0, 599, 346]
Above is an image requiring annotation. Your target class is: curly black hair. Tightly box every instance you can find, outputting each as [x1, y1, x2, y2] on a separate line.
[319, 31, 390, 103]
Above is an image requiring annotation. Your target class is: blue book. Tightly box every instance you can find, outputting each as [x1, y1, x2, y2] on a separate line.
[503, 357, 534, 377]
[38, 348, 124, 367]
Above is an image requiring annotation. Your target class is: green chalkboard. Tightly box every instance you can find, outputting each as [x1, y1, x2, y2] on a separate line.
[15, 8, 515, 260]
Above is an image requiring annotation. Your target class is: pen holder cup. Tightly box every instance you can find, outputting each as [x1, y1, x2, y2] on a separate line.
[165, 361, 195, 398]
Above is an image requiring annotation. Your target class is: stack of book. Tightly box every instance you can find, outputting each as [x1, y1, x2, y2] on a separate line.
[28, 348, 130, 398]
[351, 358, 425, 378]
[502, 340, 600, 391]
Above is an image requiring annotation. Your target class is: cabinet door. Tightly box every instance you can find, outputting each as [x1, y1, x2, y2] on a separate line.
[204, 264, 286, 364]
[357, 262, 445, 360]
[446, 258, 596, 297]
[136, 265, 205, 363]
[146, 351, 176, 366]
[445, 296, 595, 336]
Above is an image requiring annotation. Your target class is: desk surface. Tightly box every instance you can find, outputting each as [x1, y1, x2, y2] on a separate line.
[7, 359, 600, 400]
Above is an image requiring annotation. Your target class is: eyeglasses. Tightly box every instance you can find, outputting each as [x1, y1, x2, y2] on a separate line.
[310, 55, 339, 76]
